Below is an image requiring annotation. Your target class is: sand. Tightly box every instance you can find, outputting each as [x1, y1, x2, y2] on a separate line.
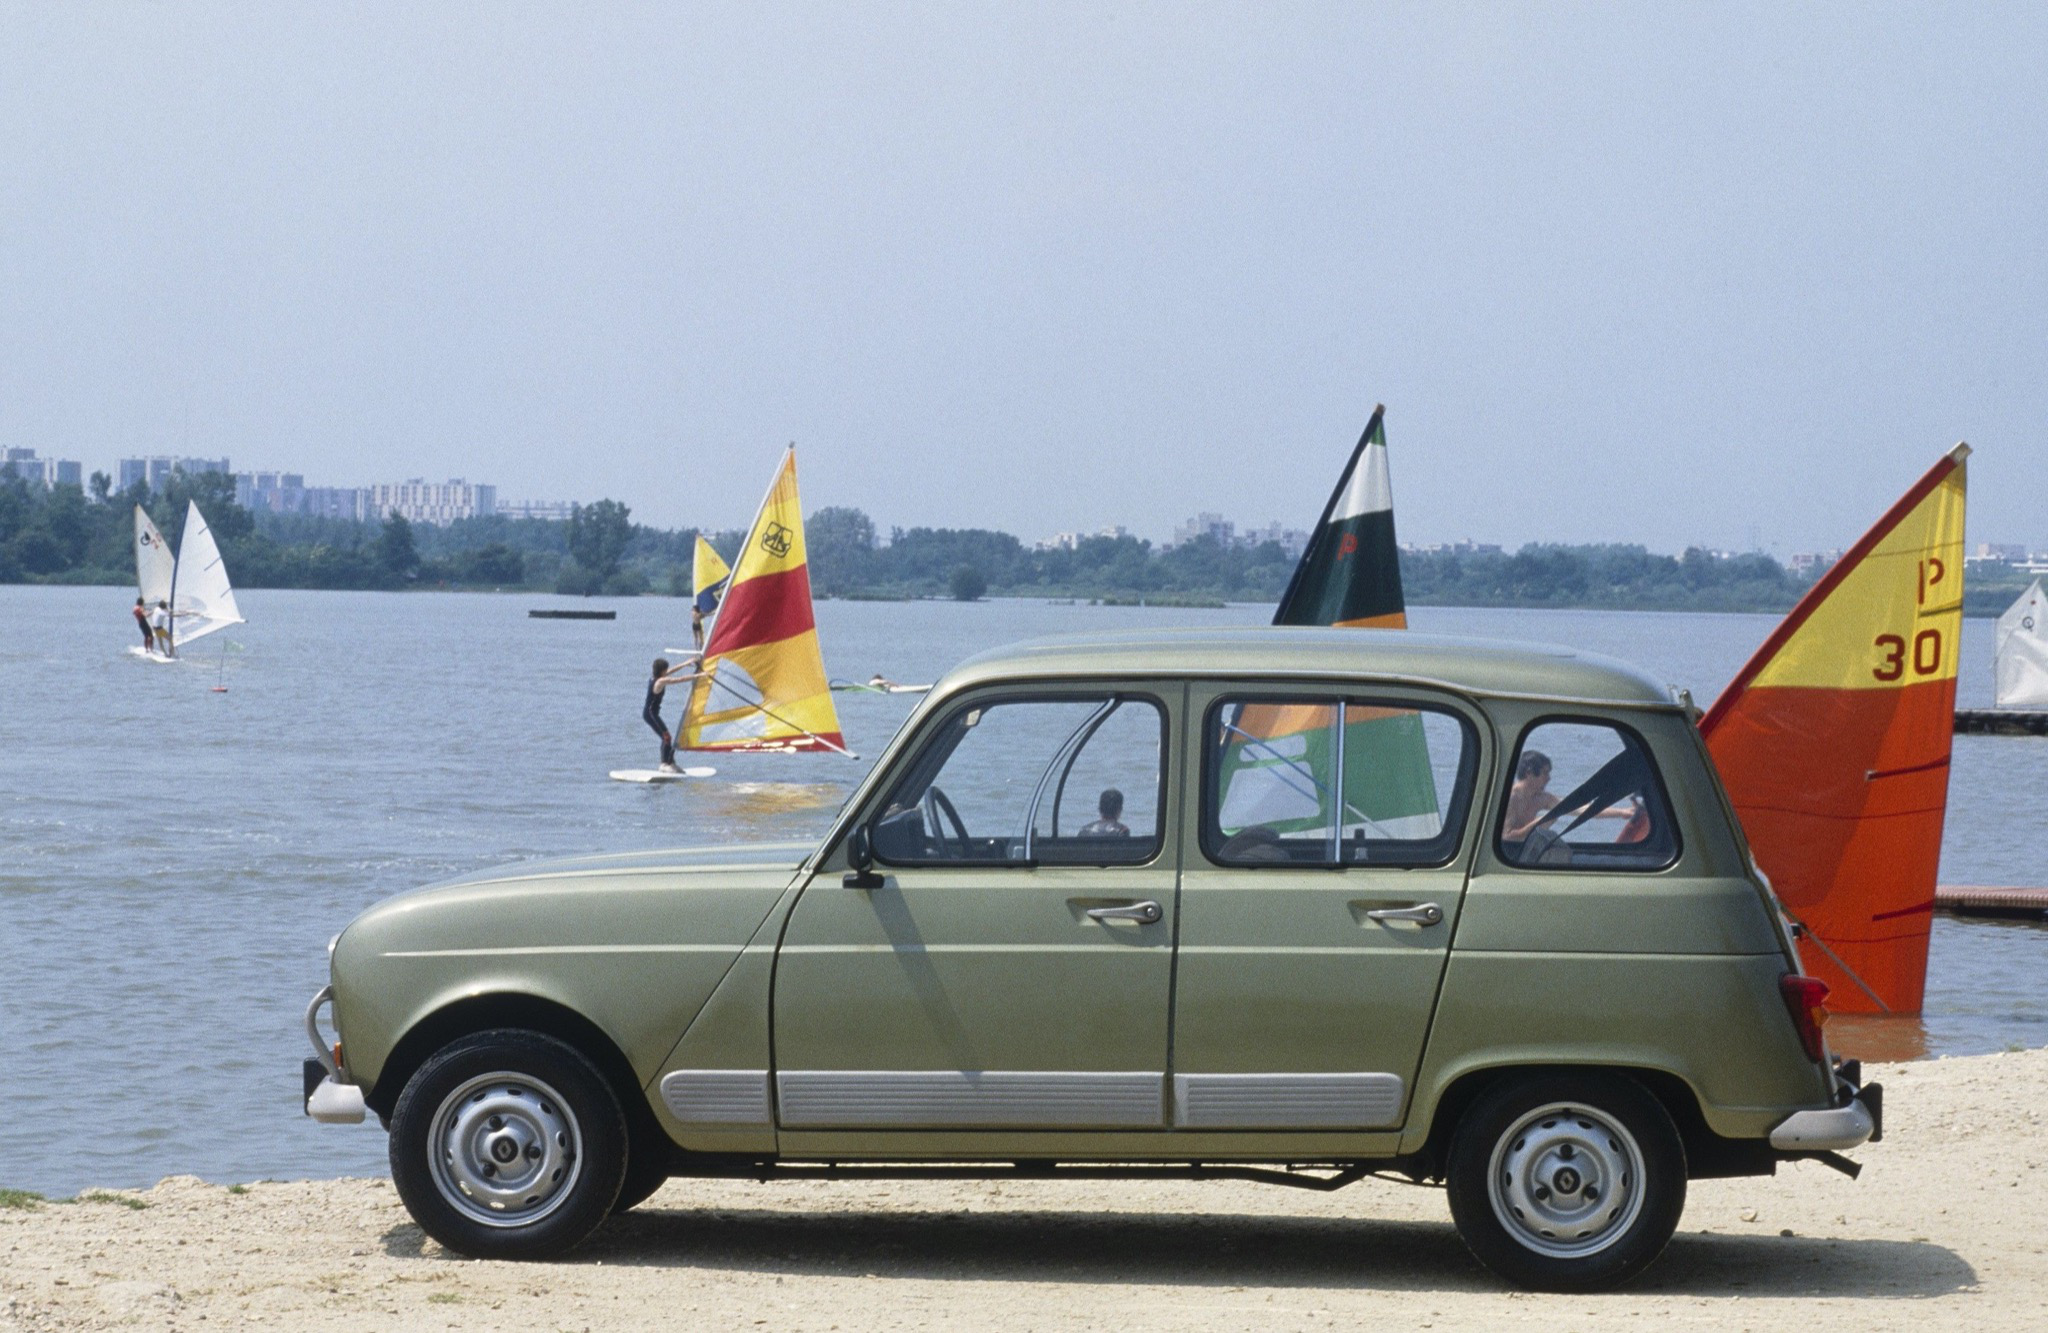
[4, 1049, 2045, 1331]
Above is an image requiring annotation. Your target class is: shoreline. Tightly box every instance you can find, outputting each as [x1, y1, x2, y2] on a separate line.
[5, 1047, 2043, 1330]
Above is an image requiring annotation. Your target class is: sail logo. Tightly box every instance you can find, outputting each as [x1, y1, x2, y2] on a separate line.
[760, 522, 793, 559]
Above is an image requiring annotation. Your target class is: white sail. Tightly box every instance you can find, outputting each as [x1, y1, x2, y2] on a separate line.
[134, 505, 174, 607]
[170, 502, 245, 647]
[1994, 579, 2048, 710]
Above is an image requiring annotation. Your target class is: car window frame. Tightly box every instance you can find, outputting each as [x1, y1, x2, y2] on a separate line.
[1198, 691, 1481, 871]
[866, 686, 1173, 871]
[1492, 712, 1684, 874]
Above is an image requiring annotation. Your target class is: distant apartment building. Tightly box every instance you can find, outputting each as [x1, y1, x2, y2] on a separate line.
[1788, 550, 1846, 577]
[1035, 525, 1137, 553]
[1402, 539, 1506, 558]
[363, 478, 496, 525]
[1968, 542, 2031, 565]
[118, 455, 230, 492]
[1166, 514, 1311, 559]
[1171, 513, 1235, 547]
[496, 499, 577, 522]
[2, 448, 83, 488]
[234, 471, 307, 513]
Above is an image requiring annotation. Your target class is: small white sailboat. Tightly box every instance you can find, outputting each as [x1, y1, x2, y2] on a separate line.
[1994, 579, 2048, 710]
[1954, 579, 2048, 735]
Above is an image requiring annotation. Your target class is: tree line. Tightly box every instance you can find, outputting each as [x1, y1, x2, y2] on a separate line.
[0, 471, 1817, 613]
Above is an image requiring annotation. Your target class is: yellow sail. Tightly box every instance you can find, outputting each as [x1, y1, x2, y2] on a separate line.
[679, 449, 849, 755]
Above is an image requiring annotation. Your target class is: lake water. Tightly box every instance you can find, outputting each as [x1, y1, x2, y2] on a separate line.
[2, 586, 2044, 1194]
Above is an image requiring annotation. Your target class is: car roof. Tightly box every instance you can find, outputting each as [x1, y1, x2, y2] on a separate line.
[941, 626, 1678, 708]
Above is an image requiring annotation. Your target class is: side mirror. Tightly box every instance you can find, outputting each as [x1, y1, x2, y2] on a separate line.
[842, 824, 884, 889]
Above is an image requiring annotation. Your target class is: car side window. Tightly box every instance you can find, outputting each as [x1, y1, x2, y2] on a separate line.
[1498, 720, 1679, 870]
[870, 695, 1164, 866]
[1204, 696, 1476, 868]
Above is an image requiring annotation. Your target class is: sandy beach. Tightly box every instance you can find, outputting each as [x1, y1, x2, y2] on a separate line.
[4, 1048, 2043, 1331]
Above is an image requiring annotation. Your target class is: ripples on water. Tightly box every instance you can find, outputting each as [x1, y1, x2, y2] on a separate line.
[1, 588, 2042, 1193]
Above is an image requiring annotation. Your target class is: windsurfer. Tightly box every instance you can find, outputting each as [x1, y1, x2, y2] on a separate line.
[868, 673, 897, 690]
[691, 606, 706, 651]
[150, 600, 174, 657]
[133, 597, 153, 652]
[643, 656, 703, 773]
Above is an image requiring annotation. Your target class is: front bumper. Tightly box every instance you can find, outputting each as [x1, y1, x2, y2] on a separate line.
[302, 984, 366, 1125]
[1770, 1073, 1882, 1151]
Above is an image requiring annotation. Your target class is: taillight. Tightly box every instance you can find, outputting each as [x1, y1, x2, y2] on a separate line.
[1780, 974, 1830, 1062]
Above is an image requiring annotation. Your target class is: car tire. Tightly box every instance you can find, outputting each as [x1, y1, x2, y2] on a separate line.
[389, 1029, 627, 1259]
[610, 1148, 670, 1215]
[1445, 1072, 1686, 1291]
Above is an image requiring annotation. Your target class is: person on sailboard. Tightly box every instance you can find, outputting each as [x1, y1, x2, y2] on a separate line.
[149, 600, 174, 657]
[643, 656, 703, 773]
[132, 597, 153, 652]
[691, 605, 706, 651]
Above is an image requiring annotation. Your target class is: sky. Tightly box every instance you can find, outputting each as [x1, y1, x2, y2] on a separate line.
[2, 3, 2043, 554]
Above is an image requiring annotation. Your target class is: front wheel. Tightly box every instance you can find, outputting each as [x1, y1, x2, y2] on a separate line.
[1445, 1072, 1686, 1291]
[389, 1030, 627, 1259]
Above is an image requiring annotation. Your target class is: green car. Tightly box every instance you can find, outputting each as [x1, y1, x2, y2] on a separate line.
[304, 628, 1879, 1290]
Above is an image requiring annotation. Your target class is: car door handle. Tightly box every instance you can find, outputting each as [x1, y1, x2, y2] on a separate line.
[1085, 900, 1163, 925]
[1363, 902, 1443, 927]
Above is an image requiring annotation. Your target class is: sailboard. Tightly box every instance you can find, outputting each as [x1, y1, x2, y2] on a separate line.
[1218, 406, 1440, 843]
[1700, 444, 1969, 1014]
[609, 766, 718, 784]
[170, 502, 246, 648]
[830, 679, 933, 695]
[1993, 579, 2048, 711]
[678, 448, 852, 757]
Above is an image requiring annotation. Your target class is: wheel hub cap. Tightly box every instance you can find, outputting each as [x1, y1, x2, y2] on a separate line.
[428, 1073, 582, 1228]
[1488, 1102, 1646, 1259]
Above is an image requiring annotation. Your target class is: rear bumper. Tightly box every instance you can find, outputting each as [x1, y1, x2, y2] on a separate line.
[1770, 1077, 1882, 1151]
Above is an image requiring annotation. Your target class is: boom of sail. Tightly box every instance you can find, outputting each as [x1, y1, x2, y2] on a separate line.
[170, 502, 246, 647]
[678, 448, 849, 756]
[1994, 579, 2048, 710]
[1700, 444, 1969, 1014]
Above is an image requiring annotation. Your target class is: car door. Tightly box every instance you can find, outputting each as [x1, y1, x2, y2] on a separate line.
[772, 683, 1181, 1140]
[1169, 683, 1486, 1131]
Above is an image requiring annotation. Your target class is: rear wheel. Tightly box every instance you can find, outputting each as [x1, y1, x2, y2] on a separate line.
[1445, 1073, 1686, 1291]
[389, 1030, 626, 1259]
[610, 1148, 671, 1215]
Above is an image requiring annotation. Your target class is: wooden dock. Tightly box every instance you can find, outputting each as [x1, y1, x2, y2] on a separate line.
[528, 609, 617, 620]
[1954, 709, 2048, 736]
[1935, 885, 2048, 920]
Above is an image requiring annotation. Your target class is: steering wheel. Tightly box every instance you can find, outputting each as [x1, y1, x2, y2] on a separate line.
[919, 785, 971, 858]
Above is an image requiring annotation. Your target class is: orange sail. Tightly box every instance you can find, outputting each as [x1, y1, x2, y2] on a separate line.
[679, 448, 850, 756]
[1700, 444, 1968, 1013]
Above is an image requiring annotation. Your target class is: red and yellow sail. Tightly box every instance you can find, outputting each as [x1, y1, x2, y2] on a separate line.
[680, 448, 848, 755]
[1700, 444, 1969, 1013]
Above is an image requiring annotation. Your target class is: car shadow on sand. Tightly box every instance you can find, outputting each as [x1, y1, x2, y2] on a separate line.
[383, 1207, 1975, 1299]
